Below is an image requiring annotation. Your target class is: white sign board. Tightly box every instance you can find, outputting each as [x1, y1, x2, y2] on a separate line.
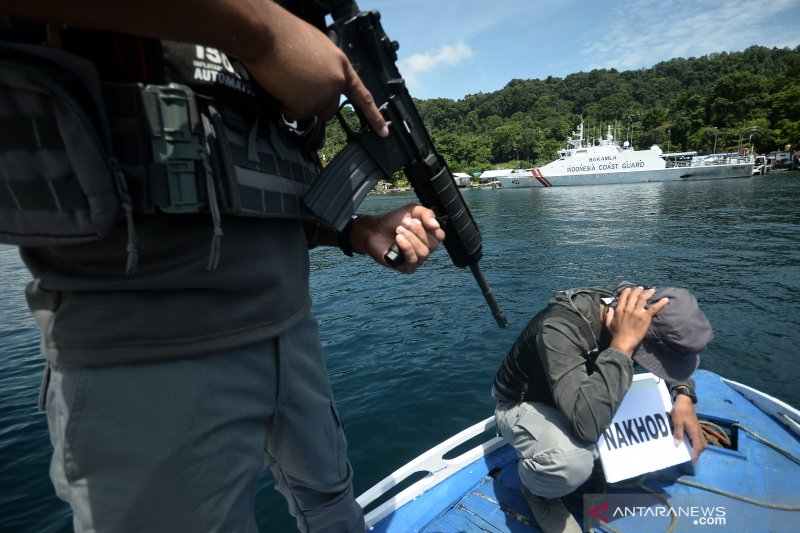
[596, 373, 692, 483]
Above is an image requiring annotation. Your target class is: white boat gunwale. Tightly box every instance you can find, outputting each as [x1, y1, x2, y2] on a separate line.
[720, 376, 800, 437]
[356, 371, 800, 530]
[356, 416, 504, 527]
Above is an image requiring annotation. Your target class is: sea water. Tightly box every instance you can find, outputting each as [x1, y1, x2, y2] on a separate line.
[1, 174, 798, 532]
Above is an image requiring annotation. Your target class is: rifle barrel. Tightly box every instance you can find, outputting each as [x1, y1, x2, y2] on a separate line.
[469, 263, 508, 328]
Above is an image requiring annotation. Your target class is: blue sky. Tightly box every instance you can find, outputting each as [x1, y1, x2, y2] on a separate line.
[357, 0, 800, 101]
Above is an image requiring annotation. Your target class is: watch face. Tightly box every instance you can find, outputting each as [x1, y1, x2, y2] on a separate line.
[672, 386, 696, 403]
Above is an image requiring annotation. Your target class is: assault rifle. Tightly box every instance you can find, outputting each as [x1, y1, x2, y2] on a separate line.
[304, 0, 507, 328]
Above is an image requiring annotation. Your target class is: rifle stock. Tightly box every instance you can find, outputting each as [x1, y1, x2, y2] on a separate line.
[304, 0, 507, 328]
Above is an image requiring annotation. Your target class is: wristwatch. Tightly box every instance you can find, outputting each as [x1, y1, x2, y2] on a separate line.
[337, 215, 360, 257]
[670, 384, 697, 404]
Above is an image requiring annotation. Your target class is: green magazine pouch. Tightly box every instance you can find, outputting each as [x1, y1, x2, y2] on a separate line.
[0, 42, 122, 246]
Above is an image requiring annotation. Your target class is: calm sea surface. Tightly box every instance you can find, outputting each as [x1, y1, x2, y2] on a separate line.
[2, 173, 799, 532]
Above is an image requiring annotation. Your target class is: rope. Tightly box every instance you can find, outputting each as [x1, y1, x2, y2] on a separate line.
[700, 420, 731, 447]
[589, 475, 679, 533]
[585, 420, 800, 533]
[651, 420, 800, 511]
[733, 423, 800, 465]
[655, 474, 800, 511]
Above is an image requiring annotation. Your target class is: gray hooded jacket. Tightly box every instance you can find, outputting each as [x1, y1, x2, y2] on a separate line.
[493, 288, 634, 443]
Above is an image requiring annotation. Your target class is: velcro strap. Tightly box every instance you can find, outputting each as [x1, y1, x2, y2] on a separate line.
[237, 184, 304, 216]
[0, 116, 64, 150]
[0, 179, 88, 211]
[146, 161, 208, 209]
[227, 142, 317, 186]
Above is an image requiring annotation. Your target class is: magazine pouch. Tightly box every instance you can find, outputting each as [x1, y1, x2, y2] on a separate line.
[202, 102, 320, 220]
[0, 42, 121, 246]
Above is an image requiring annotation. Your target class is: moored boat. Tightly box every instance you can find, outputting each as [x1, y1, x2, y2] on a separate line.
[357, 369, 800, 532]
[452, 172, 472, 188]
[752, 155, 771, 175]
[497, 123, 754, 188]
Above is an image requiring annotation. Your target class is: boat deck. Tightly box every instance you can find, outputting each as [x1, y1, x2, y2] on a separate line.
[361, 370, 800, 532]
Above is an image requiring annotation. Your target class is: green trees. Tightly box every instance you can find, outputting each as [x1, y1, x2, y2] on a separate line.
[710, 72, 770, 126]
[320, 45, 800, 180]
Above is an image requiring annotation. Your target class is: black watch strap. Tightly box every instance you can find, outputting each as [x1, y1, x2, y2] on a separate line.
[671, 385, 697, 404]
[338, 215, 359, 257]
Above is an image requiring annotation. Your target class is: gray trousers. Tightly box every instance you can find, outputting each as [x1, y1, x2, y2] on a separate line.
[44, 311, 364, 533]
[495, 400, 598, 499]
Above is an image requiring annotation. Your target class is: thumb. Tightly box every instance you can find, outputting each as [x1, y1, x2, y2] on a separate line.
[604, 307, 614, 329]
[673, 422, 685, 447]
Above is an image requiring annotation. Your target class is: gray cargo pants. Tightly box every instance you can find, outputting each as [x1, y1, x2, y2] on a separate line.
[44, 311, 363, 532]
[495, 400, 598, 499]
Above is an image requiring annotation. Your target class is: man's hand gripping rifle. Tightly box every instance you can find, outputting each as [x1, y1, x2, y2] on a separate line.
[304, 0, 507, 328]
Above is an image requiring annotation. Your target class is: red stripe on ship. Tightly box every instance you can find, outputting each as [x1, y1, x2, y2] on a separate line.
[532, 168, 552, 187]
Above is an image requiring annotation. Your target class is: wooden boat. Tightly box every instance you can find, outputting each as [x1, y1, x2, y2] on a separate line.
[357, 369, 800, 532]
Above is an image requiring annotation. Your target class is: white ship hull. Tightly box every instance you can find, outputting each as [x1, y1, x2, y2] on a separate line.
[499, 162, 753, 188]
[496, 122, 754, 188]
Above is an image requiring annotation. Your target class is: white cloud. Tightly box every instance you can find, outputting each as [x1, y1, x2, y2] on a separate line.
[398, 41, 474, 87]
[580, 0, 800, 72]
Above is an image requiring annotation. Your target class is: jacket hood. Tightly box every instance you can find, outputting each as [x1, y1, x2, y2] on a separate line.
[548, 288, 610, 352]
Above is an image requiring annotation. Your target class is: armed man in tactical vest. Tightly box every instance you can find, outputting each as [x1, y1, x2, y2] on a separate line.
[493, 283, 713, 533]
[0, 1, 450, 531]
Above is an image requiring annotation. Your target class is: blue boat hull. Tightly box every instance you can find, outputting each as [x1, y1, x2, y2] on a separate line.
[361, 370, 800, 532]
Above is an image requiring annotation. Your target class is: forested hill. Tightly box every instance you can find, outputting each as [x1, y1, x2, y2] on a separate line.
[320, 45, 800, 176]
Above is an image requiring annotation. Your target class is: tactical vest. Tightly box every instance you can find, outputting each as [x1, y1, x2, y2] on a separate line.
[0, 27, 324, 273]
